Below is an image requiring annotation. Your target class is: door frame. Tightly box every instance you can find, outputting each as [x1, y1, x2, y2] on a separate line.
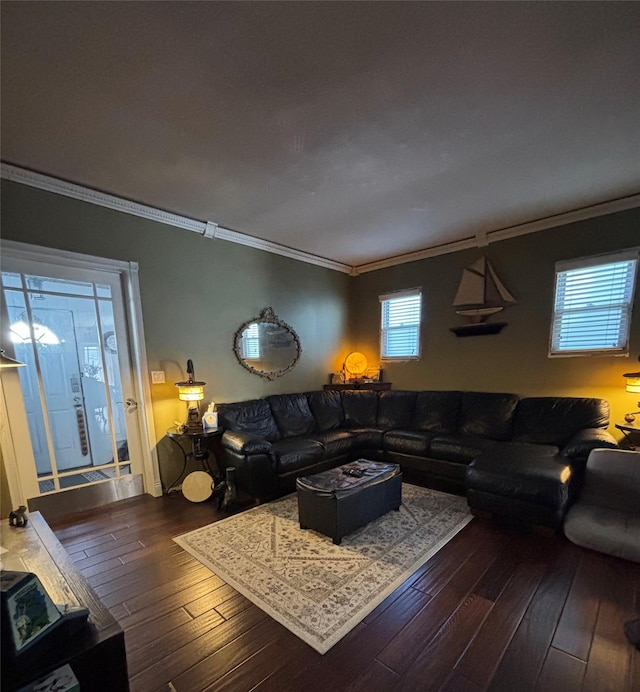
[0, 240, 162, 505]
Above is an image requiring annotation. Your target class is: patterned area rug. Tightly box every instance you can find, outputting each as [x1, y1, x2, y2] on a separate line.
[174, 483, 472, 653]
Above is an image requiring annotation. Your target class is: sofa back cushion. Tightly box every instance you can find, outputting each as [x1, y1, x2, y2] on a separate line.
[458, 392, 519, 440]
[306, 390, 344, 431]
[377, 390, 417, 428]
[342, 390, 378, 428]
[411, 391, 460, 434]
[216, 399, 281, 442]
[267, 393, 316, 438]
[513, 397, 610, 446]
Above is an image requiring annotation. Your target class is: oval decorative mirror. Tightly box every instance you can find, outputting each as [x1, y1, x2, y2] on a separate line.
[233, 307, 302, 380]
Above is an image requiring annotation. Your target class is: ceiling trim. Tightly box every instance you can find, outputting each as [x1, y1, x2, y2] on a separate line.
[352, 192, 640, 275]
[0, 163, 352, 275]
[351, 237, 478, 275]
[2, 162, 638, 277]
[1, 162, 205, 233]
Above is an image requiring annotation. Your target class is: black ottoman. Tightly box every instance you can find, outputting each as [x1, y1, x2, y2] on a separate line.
[465, 443, 575, 531]
[296, 460, 402, 544]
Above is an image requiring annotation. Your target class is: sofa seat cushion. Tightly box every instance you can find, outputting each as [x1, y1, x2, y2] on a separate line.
[349, 427, 385, 449]
[272, 438, 325, 473]
[383, 430, 432, 456]
[309, 430, 355, 457]
[429, 435, 497, 464]
[466, 442, 570, 509]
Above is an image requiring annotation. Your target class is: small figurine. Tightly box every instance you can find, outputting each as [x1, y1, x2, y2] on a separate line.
[9, 505, 28, 527]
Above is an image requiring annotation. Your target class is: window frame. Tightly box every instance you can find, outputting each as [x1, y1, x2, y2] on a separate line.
[548, 248, 639, 358]
[379, 287, 422, 361]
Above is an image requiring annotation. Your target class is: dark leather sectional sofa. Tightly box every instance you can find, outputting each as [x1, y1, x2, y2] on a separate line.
[216, 389, 618, 530]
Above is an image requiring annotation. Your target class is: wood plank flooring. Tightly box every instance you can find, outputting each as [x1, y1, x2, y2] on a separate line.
[47, 489, 640, 692]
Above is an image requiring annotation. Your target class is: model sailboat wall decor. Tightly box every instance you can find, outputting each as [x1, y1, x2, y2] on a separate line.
[450, 256, 517, 337]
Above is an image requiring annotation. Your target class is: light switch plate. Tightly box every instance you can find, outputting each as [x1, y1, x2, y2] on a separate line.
[151, 371, 165, 384]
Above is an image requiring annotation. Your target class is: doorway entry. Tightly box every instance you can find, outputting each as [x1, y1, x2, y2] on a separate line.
[1, 241, 160, 513]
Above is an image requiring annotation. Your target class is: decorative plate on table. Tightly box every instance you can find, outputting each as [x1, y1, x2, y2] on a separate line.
[344, 351, 368, 377]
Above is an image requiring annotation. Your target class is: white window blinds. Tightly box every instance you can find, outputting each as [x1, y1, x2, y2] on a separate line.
[550, 249, 638, 356]
[241, 322, 260, 360]
[380, 288, 422, 359]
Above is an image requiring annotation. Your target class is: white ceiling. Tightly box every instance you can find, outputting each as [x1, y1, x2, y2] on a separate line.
[1, 2, 639, 269]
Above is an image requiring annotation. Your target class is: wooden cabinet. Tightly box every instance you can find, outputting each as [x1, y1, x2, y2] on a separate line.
[323, 382, 392, 391]
[1, 512, 129, 691]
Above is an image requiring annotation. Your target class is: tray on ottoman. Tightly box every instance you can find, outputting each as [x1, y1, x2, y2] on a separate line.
[296, 459, 402, 544]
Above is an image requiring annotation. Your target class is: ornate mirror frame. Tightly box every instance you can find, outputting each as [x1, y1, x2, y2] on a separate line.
[233, 307, 302, 380]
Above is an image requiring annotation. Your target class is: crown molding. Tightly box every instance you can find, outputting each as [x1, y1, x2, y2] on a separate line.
[0, 163, 352, 275]
[350, 237, 478, 275]
[487, 194, 640, 244]
[353, 192, 640, 274]
[1, 162, 206, 234]
[212, 226, 351, 273]
[3, 162, 638, 278]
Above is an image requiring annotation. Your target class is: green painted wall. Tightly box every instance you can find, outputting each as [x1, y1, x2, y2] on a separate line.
[1, 180, 352, 487]
[350, 207, 640, 436]
[1, 179, 638, 491]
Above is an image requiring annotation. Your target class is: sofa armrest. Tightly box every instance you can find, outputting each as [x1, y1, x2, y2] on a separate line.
[222, 430, 274, 456]
[561, 428, 618, 459]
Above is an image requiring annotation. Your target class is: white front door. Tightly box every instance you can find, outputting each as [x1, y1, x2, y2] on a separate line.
[1, 242, 160, 503]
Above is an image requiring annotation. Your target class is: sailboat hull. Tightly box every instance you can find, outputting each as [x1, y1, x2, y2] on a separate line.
[450, 322, 508, 337]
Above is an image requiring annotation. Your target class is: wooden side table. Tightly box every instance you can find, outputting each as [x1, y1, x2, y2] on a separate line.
[615, 422, 640, 450]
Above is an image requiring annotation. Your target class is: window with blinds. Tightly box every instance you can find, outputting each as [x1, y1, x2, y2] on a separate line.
[380, 288, 422, 359]
[549, 249, 638, 356]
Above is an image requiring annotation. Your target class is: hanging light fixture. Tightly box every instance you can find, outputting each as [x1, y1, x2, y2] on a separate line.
[0, 349, 26, 369]
[175, 359, 206, 431]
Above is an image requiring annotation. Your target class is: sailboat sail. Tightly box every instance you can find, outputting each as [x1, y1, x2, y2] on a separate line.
[453, 257, 516, 319]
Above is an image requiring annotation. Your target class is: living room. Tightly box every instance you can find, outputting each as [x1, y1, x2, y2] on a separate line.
[1, 2, 639, 691]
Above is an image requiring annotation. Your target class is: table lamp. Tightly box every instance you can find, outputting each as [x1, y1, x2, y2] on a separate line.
[623, 355, 640, 423]
[175, 359, 206, 431]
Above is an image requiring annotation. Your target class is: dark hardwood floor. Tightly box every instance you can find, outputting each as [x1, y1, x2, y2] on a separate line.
[47, 489, 640, 692]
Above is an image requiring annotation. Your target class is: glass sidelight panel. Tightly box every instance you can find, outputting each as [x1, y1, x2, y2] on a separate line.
[2, 270, 132, 493]
[4, 288, 53, 476]
[98, 299, 129, 462]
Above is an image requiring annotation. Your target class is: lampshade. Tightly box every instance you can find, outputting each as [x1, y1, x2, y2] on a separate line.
[625, 374, 640, 394]
[177, 384, 205, 402]
[0, 349, 26, 368]
[175, 359, 206, 402]
[624, 355, 640, 393]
